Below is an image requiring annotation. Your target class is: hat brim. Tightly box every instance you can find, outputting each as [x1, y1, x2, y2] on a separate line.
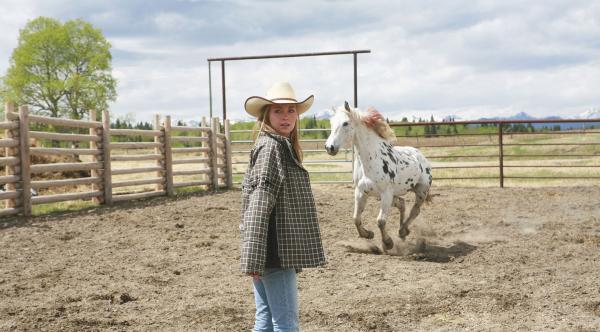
[244, 95, 314, 118]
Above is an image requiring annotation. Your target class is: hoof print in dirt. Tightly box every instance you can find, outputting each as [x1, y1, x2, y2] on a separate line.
[111, 293, 136, 305]
[58, 231, 79, 241]
[206, 206, 228, 211]
[175, 223, 184, 229]
[196, 241, 213, 248]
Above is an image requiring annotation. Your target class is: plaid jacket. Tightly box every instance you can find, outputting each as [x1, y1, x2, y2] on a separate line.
[240, 132, 326, 274]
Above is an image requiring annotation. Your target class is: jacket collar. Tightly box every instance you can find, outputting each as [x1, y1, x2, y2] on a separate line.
[259, 131, 306, 171]
[260, 131, 290, 143]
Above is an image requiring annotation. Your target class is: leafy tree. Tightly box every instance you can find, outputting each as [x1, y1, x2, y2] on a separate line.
[2, 17, 116, 119]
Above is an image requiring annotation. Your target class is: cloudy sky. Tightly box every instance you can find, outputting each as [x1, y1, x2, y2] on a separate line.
[1, 0, 600, 123]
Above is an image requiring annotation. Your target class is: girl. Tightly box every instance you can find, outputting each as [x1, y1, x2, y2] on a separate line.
[240, 82, 326, 332]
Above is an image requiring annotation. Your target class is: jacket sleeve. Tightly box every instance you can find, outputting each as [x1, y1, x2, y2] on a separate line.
[240, 142, 285, 274]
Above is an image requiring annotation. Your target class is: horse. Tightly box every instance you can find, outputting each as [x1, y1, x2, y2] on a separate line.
[325, 101, 433, 250]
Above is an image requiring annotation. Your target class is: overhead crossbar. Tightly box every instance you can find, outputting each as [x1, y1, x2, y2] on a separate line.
[206, 49, 371, 119]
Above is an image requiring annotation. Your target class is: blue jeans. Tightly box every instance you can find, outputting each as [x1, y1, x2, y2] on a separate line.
[252, 268, 299, 332]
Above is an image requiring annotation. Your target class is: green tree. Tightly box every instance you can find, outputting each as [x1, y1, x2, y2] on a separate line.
[2, 17, 116, 119]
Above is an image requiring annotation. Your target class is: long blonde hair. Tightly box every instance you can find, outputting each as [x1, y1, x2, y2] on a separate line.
[253, 105, 303, 162]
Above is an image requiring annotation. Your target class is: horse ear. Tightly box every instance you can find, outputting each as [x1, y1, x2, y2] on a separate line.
[331, 106, 336, 114]
[344, 101, 351, 112]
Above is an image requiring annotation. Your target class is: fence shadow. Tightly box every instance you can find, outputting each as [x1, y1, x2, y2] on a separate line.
[0, 188, 236, 230]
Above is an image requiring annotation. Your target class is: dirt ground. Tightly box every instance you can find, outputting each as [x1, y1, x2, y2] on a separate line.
[1, 184, 599, 331]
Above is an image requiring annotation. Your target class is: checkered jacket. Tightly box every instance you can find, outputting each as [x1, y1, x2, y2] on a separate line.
[240, 132, 326, 274]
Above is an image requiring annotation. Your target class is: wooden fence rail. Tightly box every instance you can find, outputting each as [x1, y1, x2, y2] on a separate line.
[1, 102, 232, 217]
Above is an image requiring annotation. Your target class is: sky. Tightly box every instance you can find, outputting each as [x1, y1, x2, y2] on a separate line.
[1, 0, 600, 123]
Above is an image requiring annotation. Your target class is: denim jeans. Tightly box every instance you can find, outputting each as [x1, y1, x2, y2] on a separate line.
[252, 268, 299, 332]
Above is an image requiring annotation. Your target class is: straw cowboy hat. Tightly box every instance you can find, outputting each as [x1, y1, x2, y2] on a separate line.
[244, 82, 314, 118]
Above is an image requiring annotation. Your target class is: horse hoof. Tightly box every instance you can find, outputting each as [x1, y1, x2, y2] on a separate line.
[364, 230, 375, 239]
[383, 238, 394, 250]
[399, 228, 410, 240]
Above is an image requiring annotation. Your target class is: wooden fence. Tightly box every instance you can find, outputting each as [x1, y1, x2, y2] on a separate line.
[1, 103, 232, 218]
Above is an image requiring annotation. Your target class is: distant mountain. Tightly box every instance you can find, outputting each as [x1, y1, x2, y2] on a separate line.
[478, 112, 541, 121]
[579, 109, 600, 119]
[307, 108, 333, 120]
[476, 111, 600, 130]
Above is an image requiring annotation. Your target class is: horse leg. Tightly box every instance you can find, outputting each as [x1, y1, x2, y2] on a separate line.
[399, 185, 428, 240]
[393, 196, 406, 225]
[353, 188, 373, 239]
[378, 191, 394, 250]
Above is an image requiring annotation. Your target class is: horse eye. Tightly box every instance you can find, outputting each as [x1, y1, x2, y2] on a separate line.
[342, 122, 349, 127]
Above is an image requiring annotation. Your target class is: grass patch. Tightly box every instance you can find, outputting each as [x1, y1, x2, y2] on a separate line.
[174, 186, 207, 195]
[32, 200, 97, 216]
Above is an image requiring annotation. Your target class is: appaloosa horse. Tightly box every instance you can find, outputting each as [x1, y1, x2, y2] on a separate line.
[325, 102, 432, 250]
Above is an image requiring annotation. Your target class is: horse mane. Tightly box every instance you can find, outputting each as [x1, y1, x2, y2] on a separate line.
[346, 107, 397, 144]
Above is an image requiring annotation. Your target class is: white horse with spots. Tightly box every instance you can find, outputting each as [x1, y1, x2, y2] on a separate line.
[325, 102, 432, 250]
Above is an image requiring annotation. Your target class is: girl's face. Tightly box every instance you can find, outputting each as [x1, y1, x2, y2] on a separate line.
[268, 104, 298, 137]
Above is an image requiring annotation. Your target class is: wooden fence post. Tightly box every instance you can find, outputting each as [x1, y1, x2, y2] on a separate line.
[201, 116, 209, 189]
[210, 117, 219, 191]
[102, 110, 113, 204]
[224, 119, 233, 189]
[154, 114, 163, 192]
[498, 123, 504, 188]
[89, 109, 102, 204]
[18, 106, 32, 217]
[163, 116, 174, 196]
[4, 103, 18, 209]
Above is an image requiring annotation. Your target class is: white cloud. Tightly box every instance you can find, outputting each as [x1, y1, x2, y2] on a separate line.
[2, 0, 600, 123]
[153, 12, 207, 32]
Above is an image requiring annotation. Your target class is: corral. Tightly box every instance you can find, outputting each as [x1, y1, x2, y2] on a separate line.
[1, 184, 599, 331]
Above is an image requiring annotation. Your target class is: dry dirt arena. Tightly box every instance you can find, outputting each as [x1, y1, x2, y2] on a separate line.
[1, 185, 600, 331]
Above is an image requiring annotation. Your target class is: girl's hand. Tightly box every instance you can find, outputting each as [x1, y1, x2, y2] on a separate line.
[247, 272, 260, 281]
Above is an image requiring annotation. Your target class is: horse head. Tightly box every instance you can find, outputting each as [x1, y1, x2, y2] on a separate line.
[325, 101, 356, 156]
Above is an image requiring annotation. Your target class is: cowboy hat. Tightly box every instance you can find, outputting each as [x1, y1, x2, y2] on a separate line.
[244, 82, 314, 118]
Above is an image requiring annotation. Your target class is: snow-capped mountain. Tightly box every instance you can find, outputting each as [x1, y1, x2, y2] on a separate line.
[579, 109, 600, 119]
[306, 108, 333, 120]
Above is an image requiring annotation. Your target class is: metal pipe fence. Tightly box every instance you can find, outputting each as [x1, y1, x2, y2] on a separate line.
[230, 128, 354, 185]
[230, 118, 600, 187]
[390, 118, 600, 187]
